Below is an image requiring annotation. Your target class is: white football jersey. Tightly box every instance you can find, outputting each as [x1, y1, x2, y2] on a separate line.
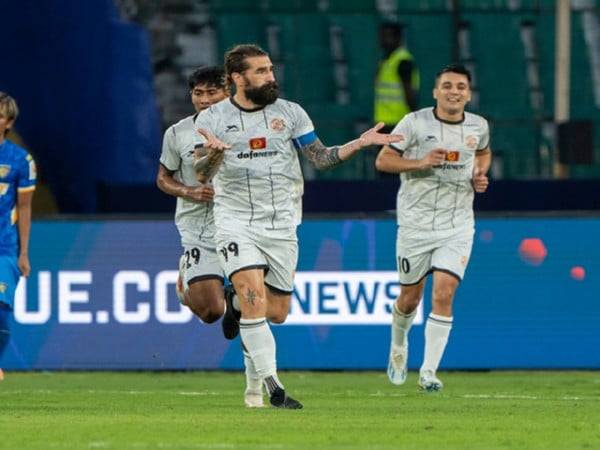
[195, 98, 314, 230]
[390, 107, 490, 231]
[159, 114, 215, 242]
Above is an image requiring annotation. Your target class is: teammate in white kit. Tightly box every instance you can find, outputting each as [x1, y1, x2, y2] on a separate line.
[156, 66, 228, 323]
[375, 64, 491, 391]
[194, 44, 401, 409]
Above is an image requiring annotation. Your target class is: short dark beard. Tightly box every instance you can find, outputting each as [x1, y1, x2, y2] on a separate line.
[245, 81, 279, 106]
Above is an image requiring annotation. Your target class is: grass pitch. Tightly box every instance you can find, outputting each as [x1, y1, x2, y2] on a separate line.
[1, 371, 599, 449]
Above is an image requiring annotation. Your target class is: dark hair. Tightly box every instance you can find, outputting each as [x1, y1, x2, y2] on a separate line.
[187, 66, 226, 90]
[224, 44, 269, 90]
[435, 64, 472, 84]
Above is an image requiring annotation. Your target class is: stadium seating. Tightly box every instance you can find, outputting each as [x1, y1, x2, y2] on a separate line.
[403, 13, 454, 104]
[208, 3, 599, 180]
[461, 12, 532, 120]
[395, 0, 450, 11]
[491, 122, 540, 178]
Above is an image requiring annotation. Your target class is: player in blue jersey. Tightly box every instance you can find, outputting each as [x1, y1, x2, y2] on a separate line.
[0, 93, 36, 380]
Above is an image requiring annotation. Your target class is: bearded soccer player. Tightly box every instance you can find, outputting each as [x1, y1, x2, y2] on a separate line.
[0, 92, 36, 381]
[193, 44, 401, 408]
[375, 64, 491, 391]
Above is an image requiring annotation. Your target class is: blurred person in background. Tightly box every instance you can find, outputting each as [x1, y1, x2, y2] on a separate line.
[0, 92, 36, 381]
[194, 44, 401, 409]
[374, 22, 420, 134]
[375, 64, 491, 392]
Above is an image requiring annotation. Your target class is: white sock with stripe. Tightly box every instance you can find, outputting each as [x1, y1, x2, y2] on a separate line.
[420, 313, 453, 374]
[242, 347, 262, 394]
[239, 317, 284, 395]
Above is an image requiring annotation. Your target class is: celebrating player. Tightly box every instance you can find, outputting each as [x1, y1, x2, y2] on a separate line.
[194, 44, 401, 408]
[375, 64, 491, 391]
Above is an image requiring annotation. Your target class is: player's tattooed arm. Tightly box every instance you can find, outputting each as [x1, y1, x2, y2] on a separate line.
[194, 128, 231, 182]
[194, 148, 225, 183]
[301, 123, 403, 170]
[300, 138, 342, 170]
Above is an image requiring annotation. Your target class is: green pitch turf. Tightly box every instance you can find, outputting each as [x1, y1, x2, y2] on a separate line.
[1, 371, 599, 449]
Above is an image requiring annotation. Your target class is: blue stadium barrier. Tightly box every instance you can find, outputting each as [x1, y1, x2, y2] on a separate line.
[2, 216, 599, 370]
[0, 0, 160, 212]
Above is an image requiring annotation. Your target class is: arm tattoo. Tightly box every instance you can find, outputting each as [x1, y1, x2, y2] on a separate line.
[245, 288, 257, 306]
[300, 138, 342, 170]
[193, 148, 225, 182]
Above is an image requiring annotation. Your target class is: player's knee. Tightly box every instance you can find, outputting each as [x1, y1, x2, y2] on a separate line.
[268, 310, 288, 324]
[187, 293, 224, 323]
[398, 292, 421, 312]
[199, 309, 222, 324]
[432, 287, 454, 307]
[192, 304, 223, 323]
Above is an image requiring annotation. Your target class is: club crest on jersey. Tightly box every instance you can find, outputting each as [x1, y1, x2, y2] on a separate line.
[445, 151, 460, 162]
[270, 118, 285, 131]
[0, 165, 11, 178]
[249, 137, 267, 150]
[465, 135, 478, 149]
[0, 282, 6, 294]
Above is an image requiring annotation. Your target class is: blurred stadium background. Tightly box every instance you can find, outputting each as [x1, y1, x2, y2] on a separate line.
[0, 0, 599, 372]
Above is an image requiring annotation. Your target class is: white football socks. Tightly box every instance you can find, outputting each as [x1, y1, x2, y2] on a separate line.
[242, 348, 262, 394]
[391, 303, 417, 350]
[239, 317, 284, 395]
[420, 313, 453, 374]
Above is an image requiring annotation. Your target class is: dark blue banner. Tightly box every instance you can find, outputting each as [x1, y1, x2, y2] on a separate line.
[3, 217, 599, 370]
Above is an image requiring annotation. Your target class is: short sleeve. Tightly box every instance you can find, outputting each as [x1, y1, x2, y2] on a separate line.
[290, 103, 317, 149]
[159, 126, 180, 171]
[193, 108, 216, 148]
[477, 119, 490, 151]
[390, 113, 416, 153]
[17, 153, 36, 192]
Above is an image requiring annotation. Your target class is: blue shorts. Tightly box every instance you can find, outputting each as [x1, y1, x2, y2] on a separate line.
[0, 255, 19, 309]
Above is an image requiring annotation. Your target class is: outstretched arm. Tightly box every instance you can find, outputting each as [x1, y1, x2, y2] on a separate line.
[301, 122, 403, 170]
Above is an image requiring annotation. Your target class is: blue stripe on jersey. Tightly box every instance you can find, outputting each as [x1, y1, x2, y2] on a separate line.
[292, 131, 317, 150]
